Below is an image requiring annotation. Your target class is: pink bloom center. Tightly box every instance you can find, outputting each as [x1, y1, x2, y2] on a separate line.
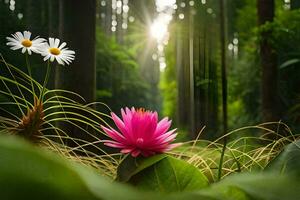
[136, 138, 144, 146]
[102, 107, 181, 157]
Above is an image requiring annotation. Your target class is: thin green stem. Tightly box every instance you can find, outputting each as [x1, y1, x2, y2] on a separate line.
[40, 60, 51, 101]
[25, 53, 35, 99]
[217, 136, 227, 181]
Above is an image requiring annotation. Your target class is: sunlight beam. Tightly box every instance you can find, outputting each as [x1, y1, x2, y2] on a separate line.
[150, 0, 176, 71]
[150, 20, 168, 42]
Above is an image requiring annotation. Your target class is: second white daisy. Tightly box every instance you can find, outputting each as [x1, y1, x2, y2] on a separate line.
[40, 38, 75, 65]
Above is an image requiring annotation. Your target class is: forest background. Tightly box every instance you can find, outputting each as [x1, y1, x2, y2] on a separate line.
[1, 0, 300, 141]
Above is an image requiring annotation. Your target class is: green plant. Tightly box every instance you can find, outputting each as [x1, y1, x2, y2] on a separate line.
[1, 134, 300, 200]
[0, 55, 118, 177]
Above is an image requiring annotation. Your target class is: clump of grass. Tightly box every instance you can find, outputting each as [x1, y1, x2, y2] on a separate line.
[40, 136, 120, 178]
[15, 96, 44, 142]
[0, 57, 118, 178]
[171, 122, 298, 182]
[35, 121, 298, 182]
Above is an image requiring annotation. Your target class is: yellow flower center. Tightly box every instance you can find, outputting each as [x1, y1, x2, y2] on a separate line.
[137, 108, 146, 114]
[49, 48, 61, 56]
[21, 39, 32, 47]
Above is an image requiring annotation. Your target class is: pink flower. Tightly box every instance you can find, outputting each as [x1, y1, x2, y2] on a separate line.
[101, 107, 181, 157]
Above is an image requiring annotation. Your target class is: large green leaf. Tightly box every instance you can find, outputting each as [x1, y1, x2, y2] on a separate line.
[168, 173, 300, 200]
[0, 135, 157, 200]
[2, 134, 300, 200]
[265, 139, 300, 176]
[121, 155, 209, 193]
[117, 154, 167, 182]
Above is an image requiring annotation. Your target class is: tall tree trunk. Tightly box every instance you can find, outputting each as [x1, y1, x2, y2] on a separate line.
[176, 14, 184, 129]
[176, 0, 190, 132]
[47, 0, 59, 88]
[105, 0, 112, 35]
[208, 18, 219, 139]
[57, 0, 96, 103]
[47, 0, 56, 37]
[26, 0, 47, 35]
[116, 0, 123, 44]
[194, 5, 207, 139]
[193, 16, 200, 136]
[291, 0, 300, 9]
[189, 5, 195, 137]
[182, 0, 191, 133]
[257, 0, 279, 122]
[220, 0, 228, 133]
[56, 0, 96, 143]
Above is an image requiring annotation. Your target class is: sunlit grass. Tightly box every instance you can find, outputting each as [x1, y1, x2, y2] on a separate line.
[39, 136, 120, 178]
[36, 121, 298, 182]
[171, 122, 298, 182]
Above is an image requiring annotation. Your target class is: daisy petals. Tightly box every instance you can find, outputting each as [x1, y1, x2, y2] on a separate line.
[40, 37, 75, 65]
[6, 31, 46, 55]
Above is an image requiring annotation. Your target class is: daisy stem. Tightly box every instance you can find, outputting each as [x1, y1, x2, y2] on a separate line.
[40, 60, 51, 101]
[25, 53, 35, 100]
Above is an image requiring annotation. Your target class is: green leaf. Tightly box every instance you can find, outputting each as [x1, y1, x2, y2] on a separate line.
[0, 135, 157, 200]
[117, 154, 167, 182]
[2, 134, 300, 200]
[124, 155, 209, 193]
[265, 139, 300, 176]
[169, 173, 300, 200]
[212, 173, 300, 200]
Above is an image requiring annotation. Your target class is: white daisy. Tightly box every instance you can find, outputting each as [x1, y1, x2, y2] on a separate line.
[6, 31, 46, 55]
[40, 38, 75, 65]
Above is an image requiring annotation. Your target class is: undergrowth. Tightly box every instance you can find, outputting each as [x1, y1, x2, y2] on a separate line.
[0, 57, 298, 182]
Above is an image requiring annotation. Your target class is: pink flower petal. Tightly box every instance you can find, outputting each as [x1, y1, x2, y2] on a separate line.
[147, 141, 180, 151]
[122, 107, 133, 135]
[111, 112, 128, 135]
[131, 149, 141, 157]
[141, 113, 158, 140]
[133, 112, 155, 140]
[131, 112, 143, 138]
[103, 141, 127, 148]
[121, 148, 135, 154]
[121, 108, 127, 121]
[125, 107, 133, 118]
[163, 143, 182, 151]
[154, 118, 171, 136]
[101, 125, 127, 143]
[130, 107, 136, 113]
[100, 107, 179, 157]
[155, 129, 177, 143]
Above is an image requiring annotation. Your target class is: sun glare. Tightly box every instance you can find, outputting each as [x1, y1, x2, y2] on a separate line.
[150, 20, 168, 42]
[151, 0, 176, 72]
[156, 0, 176, 11]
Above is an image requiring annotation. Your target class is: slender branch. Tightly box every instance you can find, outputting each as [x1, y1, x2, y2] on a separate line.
[40, 60, 51, 100]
